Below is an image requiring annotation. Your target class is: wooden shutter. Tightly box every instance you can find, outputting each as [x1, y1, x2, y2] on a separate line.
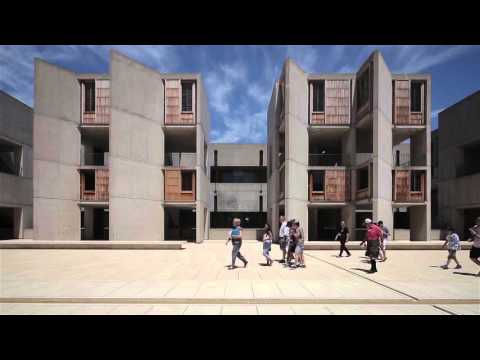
[165, 79, 181, 125]
[96, 169, 109, 201]
[165, 169, 181, 200]
[325, 170, 346, 201]
[325, 80, 350, 125]
[395, 170, 410, 201]
[95, 79, 111, 124]
[394, 80, 410, 125]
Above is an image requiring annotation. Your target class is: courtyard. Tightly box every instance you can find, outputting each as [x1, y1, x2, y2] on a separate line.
[0, 241, 479, 315]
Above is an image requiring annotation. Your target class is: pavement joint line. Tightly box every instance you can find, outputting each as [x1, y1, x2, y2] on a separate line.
[431, 305, 458, 315]
[304, 252, 421, 301]
[1, 298, 479, 305]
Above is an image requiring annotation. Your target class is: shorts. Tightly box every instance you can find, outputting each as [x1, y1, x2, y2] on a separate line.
[263, 241, 272, 252]
[367, 239, 380, 259]
[288, 241, 297, 253]
[470, 246, 480, 259]
[279, 236, 288, 251]
[448, 249, 457, 257]
[295, 243, 304, 254]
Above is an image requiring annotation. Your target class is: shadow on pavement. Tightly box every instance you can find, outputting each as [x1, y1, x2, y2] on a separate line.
[350, 267, 372, 274]
[453, 271, 478, 277]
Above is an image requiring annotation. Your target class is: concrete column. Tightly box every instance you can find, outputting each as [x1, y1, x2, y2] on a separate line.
[341, 204, 355, 241]
[371, 52, 394, 233]
[284, 60, 309, 239]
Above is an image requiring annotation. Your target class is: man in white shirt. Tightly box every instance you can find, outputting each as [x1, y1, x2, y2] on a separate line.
[278, 216, 289, 263]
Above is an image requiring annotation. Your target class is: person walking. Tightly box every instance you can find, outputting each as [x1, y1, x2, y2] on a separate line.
[286, 219, 296, 267]
[293, 220, 306, 268]
[467, 216, 480, 276]
[378, 220, 390, 262]
[226, 218, 248, 269]
[262, 224, 274, 266]
[441, 227, 462, 269]
[359, 218, 382, 273]
[278, 216, 289, 263]
[335, 220, 351, 257]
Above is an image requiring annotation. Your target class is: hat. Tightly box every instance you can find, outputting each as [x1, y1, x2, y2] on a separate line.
[364, 218, 372, 224]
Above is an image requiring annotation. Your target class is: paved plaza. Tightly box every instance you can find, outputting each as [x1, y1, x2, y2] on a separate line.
[1, 241, 479, 315]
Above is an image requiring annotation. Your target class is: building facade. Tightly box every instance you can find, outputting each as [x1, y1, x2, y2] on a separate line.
[0, 91, 33, 239]
[267, 51, 431, 241]
[432, 90, 480, 239]
[208, 143, 267, 240]
[33, 51, 210, 242]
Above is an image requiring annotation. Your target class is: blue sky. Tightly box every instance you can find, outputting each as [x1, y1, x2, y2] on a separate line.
[1, 45, 479, 143]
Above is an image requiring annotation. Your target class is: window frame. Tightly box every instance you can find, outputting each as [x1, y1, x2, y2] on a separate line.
[181, 81, 193, 113]
[410, 81, 423, 113]
[84, 80, 96, 113]
[312, 80, 325, 113]
[84, 171, 96, 193]
[181, 171, 194, 193]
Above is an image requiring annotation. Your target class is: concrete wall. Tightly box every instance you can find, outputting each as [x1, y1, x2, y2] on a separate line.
[284, 59, 309, 238]
[210, 183, 267, 211]
[109, 51, 164, 241]
[267, 81, 280, 235]
[209, 228, 262, 241]
[33, 60, 81, 240]
[0, 91, 33, 238]
[208, 143, 266, 167]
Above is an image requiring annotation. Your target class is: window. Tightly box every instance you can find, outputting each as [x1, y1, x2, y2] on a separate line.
[214, 194, 218, 212]
[312, 81, 325, 112]
[84, 81, 95, 112]
[210, 166, 267, 183]
[84, 171, 95, 191]
[80, 209, 85, 228]
[357, 67, 370, 110]
[410, 81, 422, 112]
[357, 167, 369, 190]
[312, 171, 325, 192]
[214, 150, 218, 166]
[259, 195, 263, 212]
[0, 139, 21, 176]
[410, 171, 423, 192]
[259, 150, 263, 166]
[181, 171, 193, 192]
[396, 150, 400, 167]
[182, 82, 193, 112]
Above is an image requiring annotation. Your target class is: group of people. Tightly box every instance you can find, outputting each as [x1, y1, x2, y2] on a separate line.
[225, 214, 480, 277]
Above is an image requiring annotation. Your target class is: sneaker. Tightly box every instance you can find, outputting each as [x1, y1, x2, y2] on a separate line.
[455, 265, 462, 269]
[440, 265, 448, 269]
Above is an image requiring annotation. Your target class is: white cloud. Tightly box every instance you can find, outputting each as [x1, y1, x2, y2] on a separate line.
[211, 111, 266, 144]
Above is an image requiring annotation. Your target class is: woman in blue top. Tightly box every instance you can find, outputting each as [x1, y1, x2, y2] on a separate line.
[226, 218, 248, 269]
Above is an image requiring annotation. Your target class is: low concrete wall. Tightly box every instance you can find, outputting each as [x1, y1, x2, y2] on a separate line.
[0, 240, 185, 250]
[208, 228, 263, 241]
[393, 229, 410, 240]
[304, 241, 472, 250]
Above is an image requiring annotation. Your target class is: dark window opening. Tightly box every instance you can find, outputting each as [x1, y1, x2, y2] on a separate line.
[312, 81, 325, 112]
[0, 140, 21, 176]
[410, 81, 422, 112]
[214, 195, 218, 212]
[396, 150, 400, 167]
[357, 167, 369, 190]
[458, 141, 480, 177]
[84, 81, 95, 112]
[84, 171, 95, 191]
[357, 67, 370, 110]
[181, 171, 193, 192]
[81, 210, 85, 228]
[165, 207, 196, 242]
[259, 150, 263, 166]
[410, 171, 423, 192]
[214, 150, 218, 166]
[394, 208, 410, 229]
[210, 212, 267, 229]
[311, 171, 325, 192]
[182, 82, 193, 112]
[259, 195, 263, 212]
[210, 166, 267, 183]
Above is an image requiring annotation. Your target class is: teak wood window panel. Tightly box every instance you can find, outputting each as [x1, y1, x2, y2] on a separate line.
[80, 169, 109, 201]
[164, 169, 196, 202]
[164, 79, 196, 125]
[393, 80, 425, 125]
[80, 79, 111, 125]
[356, 165, 371, 201]
[309, 80, 350, 125]
[393, 169, 426, 202]
[309, 170, 349, 202]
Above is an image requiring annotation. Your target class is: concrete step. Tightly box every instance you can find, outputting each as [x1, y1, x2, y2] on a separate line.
[304, 241, 473, 250]
[0, 240, 185, 250]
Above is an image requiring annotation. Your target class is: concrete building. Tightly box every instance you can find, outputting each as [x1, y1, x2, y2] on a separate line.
[432, 90, 480, 239]
[208, 143, 267, 240]
[33, 51, 210, 242]
[267, 51, 431, 241]
[0, 91, 33, 239]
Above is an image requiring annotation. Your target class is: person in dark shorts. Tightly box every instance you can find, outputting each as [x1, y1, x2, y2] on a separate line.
[359, 218, 382, 273]
[286, 219, 297, 267]
[335, 220, 351, 257]
[278, 216, 289, 263]
[467, 216, 480, 276]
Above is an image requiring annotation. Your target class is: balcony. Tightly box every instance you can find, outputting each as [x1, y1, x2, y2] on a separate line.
[309, 169, 349, 202]
[309, 153, 342, 167]
[165, 152, 196, 168]
[164, 169, 196, 202]
[80, 169, 109, 202]
[393, 169, 426, 203]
